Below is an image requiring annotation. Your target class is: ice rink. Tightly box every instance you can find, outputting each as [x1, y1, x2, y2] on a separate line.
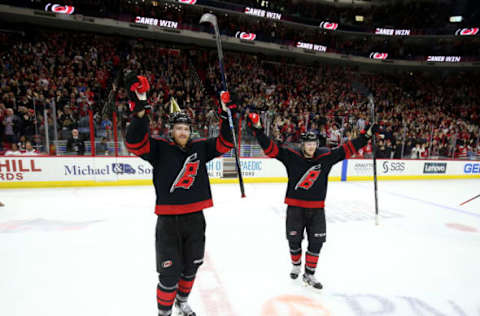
[1, 179, 480, 316]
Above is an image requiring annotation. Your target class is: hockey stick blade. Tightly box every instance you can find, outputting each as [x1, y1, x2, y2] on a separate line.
[199, 13, 217, 26]
[459, 194, 480, 206]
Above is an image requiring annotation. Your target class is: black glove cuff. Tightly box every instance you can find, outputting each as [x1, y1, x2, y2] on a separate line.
[130, 99, 149, 113]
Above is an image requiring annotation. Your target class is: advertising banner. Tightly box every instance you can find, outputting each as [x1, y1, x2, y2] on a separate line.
[1, 157, 477, 188]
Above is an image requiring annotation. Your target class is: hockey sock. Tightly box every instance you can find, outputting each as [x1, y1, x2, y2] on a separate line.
[305, 243, 322, 274]
[176, 273, 196, 302]
[157, 276, 178, 312]
[289, 241, 302, 265]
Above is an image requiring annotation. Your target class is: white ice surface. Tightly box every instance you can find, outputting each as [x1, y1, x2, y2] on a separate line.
[1, 179, 480, 316]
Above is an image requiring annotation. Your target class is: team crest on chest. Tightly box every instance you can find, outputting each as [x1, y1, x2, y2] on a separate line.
[295, 164, 322, 190]
[170, 153, 200, 193]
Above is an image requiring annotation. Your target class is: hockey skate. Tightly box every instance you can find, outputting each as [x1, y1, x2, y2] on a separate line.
[290, 265, 301, 279]
[302, 273, 323, 289]
[158, 310, 172, 316]
[175, 300, 196, 316]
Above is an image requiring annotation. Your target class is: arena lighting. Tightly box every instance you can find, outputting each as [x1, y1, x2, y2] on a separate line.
[355, 15, 364, 22]
[375, 28, 411, 36]
[296, 42, 327, 52]
[244, 7, 282, 20]
[449, 16, 463, 23]
[426, 56, 462, 62]
[370, 52, 388, 60]
[44, 3, 75, 15]
[319, 21, 339, 31]
[135, 16, 178, 28]
[235, 32, 256, 40]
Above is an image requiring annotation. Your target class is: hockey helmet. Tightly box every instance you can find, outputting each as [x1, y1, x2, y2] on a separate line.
[300, 132, 318, 143]
[169, 112, 192, 126]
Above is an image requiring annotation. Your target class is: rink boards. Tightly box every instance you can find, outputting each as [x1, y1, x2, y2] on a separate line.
[0, 156, 479, 188]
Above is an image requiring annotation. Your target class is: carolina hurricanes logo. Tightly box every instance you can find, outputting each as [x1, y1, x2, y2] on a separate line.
[370, 52, 388, 60]
[162, 260, 173, 268]
[295, 164, 322, 190]
[455, 28, 479, 36]
[178, 0, 197, 4]
[235, 32, 256, 40]
[170, 153, 200, 193]
[319, 21, 338, 31]
[45, 3, 75, 15]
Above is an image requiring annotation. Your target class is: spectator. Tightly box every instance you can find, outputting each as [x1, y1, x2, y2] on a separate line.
[17, 135, 27, 151]
[66, 129, 85, 155]
[96, 137, 110, 156]
[4, 143, 21, 156]
[22, 141, 38, 155]
[2, 108, 21, 144]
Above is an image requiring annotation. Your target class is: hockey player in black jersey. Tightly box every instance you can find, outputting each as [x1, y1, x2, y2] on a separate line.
[124, 72, 235, 316]
[247, 113, 377, 289]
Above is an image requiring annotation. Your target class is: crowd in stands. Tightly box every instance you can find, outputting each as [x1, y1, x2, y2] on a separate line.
[6, 0, 480, 60]
[0, 29, 479, 159]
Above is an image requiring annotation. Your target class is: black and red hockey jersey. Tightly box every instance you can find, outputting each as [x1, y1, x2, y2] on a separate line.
[125, 114, 233, 215]
[254, 129, 368, 208]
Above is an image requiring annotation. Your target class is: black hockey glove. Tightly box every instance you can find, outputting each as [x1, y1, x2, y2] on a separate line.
[362, 123, 380, 139]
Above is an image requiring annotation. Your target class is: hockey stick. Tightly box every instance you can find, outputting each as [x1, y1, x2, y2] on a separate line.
[353, 81, 379, 225]
[102, 67, 123, 119]
[368, 94, 380, 226]
[200, 13, 246, 198]
[459, 194, 480, 206]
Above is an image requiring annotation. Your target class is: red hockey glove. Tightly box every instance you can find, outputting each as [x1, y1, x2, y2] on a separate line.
[247, 113, 262, 130]
[125, 71, 151, 113]
[219, 90, 238, 115]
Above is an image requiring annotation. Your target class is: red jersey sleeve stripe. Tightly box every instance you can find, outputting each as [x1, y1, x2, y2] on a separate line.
[314, 150, 331, 160]
[264, 140, 274, 154]
[219, 134, 234, 148]
[128, 142, 150, 156]
[126, 133, 149, 150]
[347, 141, 357, 155]
[342, 143, 352, 159]
[216, 138, 231, 153]
[267, 143, 279, 158]
[191, 138, 208, 143]
[287, 147, 303, 157]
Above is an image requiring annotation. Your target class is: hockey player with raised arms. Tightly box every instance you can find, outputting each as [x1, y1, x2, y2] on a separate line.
[247, 112, 377, 289]
[124, 71, 236, 316]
